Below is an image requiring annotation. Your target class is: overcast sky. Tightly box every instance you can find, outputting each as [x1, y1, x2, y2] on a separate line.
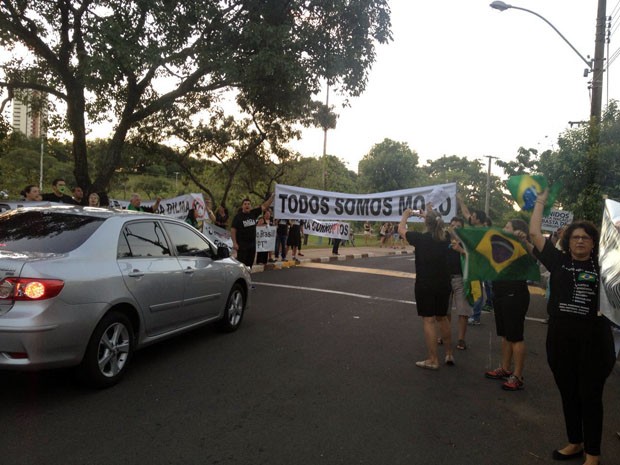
[289, 0, 619, 173]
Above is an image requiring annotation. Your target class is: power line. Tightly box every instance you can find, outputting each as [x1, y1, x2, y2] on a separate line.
[609, 46, 620, 65]
[610, 0, 620, 19]
[610, 15, 620, 37]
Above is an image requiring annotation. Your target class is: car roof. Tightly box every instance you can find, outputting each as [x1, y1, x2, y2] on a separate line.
[0, 204, 159, 220]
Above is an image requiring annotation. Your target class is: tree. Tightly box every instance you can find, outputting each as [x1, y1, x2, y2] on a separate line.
[423, 155, 513, 224]
[540, 101, 620, 222]
[358, 139, 420, 193]
[496, 147, 543, 177]
[1, 0, 392, 195]
[277, 154, 357, 193]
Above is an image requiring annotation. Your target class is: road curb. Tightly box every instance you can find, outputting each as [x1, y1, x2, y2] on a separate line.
[250, 249, 413, 273]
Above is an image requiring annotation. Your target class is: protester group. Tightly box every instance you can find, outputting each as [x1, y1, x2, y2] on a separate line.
[397, 184, 617, 465]
[18, 177, 619, 465]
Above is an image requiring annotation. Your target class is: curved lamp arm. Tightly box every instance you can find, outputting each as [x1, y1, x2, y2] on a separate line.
[489, 1, 592, 70]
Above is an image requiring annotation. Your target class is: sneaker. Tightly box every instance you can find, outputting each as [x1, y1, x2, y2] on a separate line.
[298, 252, 304, 256]
[485, 367, 513, 380]
[482, 304, 493, 313]
[467, 318, 480, 326]
[502, 374, 524, 390]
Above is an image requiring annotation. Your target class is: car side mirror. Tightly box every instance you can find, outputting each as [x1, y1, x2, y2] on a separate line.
[216, 245, 230, 259]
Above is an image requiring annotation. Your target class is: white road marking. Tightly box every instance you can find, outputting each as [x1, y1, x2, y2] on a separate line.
[299, 262, 416, 279]
[256, 263, 548, 321]
[254, 282, 416, 305]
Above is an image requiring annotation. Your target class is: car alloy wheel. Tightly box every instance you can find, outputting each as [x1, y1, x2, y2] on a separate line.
[97, 321, 131, 378]
[79, 311, 134, 388]
[217, 284, 246, 332]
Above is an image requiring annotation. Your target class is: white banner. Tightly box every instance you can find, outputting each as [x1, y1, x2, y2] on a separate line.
[274, 183, 457, 222]
[301, 219, 350, 240]
[541, 208, 574, 232]
[203, 223, 233, 249]
[599, 198, 620, 326]
[110, 193, 207, 220]
[256, 225, 277, 252]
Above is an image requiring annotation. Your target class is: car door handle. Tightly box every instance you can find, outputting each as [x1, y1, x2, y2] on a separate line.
[128, 270, 144, 277]
[184, 267, 195, 274]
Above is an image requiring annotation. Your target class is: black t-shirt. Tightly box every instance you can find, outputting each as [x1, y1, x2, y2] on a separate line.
[533, 239, 600, 319]
[276, 219, 289, 235]
[42, 192, 77, 204]
[405, 231, 451, 290]
[231, 207, 263, 247]
[447, 247, 462, 276]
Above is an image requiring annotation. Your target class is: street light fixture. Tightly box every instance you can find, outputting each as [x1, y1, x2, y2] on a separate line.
[489, 1, 592, 72]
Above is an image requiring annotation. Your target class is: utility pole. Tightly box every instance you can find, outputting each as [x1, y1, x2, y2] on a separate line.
[322, 84, 329, 190]
[484, 155, 498, 217]
[582, 0, 607, 221]
[590, 0, 607, 123]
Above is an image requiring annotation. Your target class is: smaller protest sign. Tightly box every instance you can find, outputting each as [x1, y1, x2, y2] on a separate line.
[541, 209, 573, 232]
[301, 219, 350, 240]
[256, 226, 276, 252]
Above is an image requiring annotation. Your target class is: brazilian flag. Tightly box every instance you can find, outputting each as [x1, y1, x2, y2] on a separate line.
[506, 174, 560, 215]
[454, 227, 540, 282]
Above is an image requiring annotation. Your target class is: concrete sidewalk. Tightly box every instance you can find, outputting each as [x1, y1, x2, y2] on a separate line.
[250, 244, 415, 273]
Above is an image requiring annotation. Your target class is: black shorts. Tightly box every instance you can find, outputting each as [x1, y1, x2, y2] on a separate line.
[236, 246, 256, 268]
[493, 288, 530, 342]
[415, 286, 451, 317]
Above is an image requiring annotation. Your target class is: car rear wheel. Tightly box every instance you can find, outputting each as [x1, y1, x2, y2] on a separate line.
[78, 311, 135, 388]
[216, 283, 246, 332]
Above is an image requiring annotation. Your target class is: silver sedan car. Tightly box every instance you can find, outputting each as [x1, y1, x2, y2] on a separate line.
[0, 205, 251, 387]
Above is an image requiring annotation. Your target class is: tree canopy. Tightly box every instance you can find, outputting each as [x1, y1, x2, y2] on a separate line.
[0, 0, 392, 194]
[358, 138, 420, 193]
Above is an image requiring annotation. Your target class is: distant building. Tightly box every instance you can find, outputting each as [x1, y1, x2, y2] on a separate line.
[5, 91, 47, 138]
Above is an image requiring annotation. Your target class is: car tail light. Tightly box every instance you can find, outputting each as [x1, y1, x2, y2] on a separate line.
[0, 278, 65, 300]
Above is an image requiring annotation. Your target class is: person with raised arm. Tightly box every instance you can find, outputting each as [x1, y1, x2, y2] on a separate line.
[399, 205, 453, 370]
[529, 189, 615, 465]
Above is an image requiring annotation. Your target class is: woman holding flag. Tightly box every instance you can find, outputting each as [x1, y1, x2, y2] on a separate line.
[483, 219, 531, 391]
[530, 189, 615, 465]
[399, 206, 453, 370]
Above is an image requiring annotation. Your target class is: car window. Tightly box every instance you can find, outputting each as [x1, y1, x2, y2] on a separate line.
[0, 210, 104, 253]
[118, 221, 172, 258]
[163, 222, 214, 258]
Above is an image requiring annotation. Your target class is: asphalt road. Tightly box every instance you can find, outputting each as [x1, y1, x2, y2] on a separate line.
[1, 254, 619, 465]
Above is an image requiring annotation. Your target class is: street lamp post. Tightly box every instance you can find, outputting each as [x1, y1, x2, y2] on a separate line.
[490, 0, 608, 221]
[484, 155, 498, 216]
[489, 0, 605, 123]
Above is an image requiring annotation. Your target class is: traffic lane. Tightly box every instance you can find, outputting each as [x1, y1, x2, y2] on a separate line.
[254, 260, 416, 306]
[1, 270, 618, 465]
[256, 255, 550, 321]
[245, 281, 620, 465]
[0, 285, 423, 465]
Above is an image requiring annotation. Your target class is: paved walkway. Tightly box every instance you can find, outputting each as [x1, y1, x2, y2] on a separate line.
[251, 244, 414, 273]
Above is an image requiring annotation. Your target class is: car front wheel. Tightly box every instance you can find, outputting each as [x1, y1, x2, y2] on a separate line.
[78, 311, 135, 388]
[216, 283, 246, 332]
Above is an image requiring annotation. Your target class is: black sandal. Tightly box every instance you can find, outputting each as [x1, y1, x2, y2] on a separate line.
[456, 339, 467, 350]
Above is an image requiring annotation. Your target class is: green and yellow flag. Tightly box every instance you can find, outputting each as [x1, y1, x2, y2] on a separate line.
[454, 227, 540, 282]
[505, 175, 560, 216]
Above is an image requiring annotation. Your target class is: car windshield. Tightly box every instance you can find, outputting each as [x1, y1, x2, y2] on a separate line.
[0, 210, 104, 253]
